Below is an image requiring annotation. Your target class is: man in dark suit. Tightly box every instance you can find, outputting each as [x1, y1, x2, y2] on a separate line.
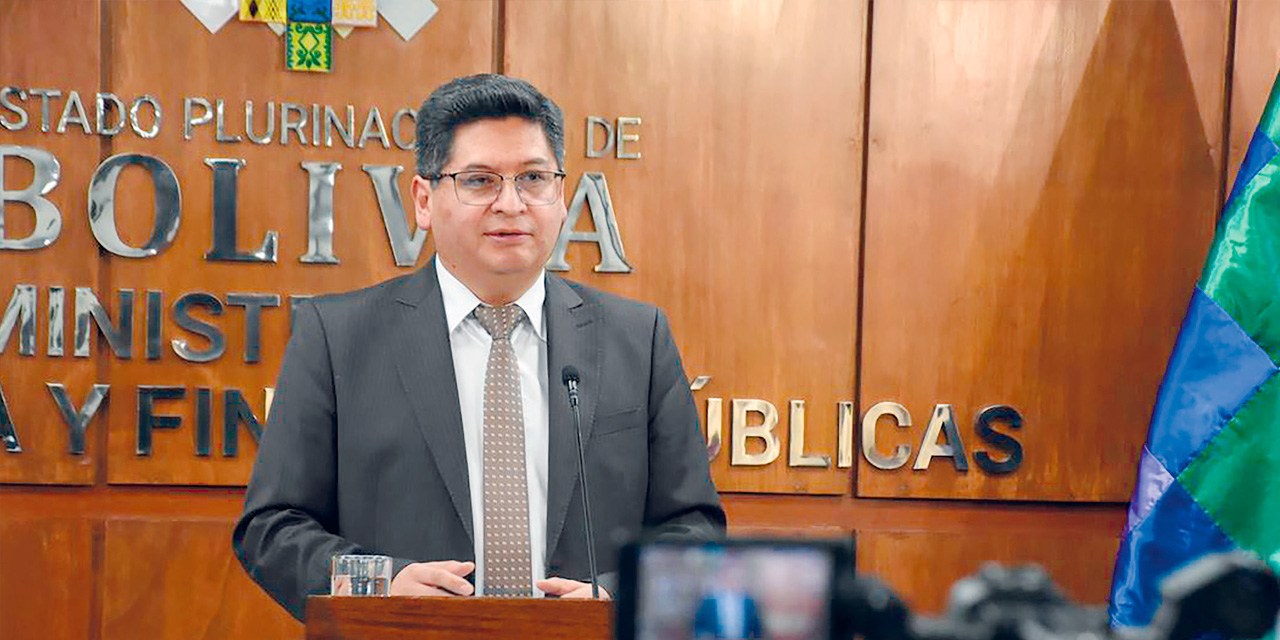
[232, 74, 725, 621]
[692, 560, 766, 639]
[692, 592, 766, 639]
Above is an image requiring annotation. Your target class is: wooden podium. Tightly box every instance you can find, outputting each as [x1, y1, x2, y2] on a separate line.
[305, 596, 614, 640]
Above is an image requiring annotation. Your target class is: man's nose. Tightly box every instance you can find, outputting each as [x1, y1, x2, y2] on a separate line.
[491, 178, 526, 212]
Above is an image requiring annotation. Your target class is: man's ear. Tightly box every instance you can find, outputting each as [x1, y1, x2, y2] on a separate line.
[410, 174, 433, 230]
[554, 174, 570, 224]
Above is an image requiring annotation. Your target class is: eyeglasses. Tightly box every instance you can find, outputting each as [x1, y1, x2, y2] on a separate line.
[431, 170, 567, 206]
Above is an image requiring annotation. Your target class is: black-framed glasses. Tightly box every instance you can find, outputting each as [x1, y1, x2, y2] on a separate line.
[432, 170, 567, 206]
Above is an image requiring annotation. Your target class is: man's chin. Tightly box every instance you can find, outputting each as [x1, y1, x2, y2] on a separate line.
[480, 250, 550, 276]
[480, 259, 544, 279]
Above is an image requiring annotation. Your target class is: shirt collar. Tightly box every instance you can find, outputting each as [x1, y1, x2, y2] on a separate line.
[435, 259, 546, 339]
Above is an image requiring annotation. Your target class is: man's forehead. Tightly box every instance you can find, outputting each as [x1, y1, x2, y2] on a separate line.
[448, 117, 554, 167]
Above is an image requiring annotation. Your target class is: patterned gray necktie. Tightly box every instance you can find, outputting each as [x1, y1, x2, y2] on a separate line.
[473, 304, 533, 597]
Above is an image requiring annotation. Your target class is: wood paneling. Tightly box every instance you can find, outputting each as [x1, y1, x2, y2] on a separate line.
[721, 493, 1126, 539]
[1227, 0, 1280, 190]
[858, 0, 1229, 501]
[0, 0, 103, 484]
[0, 486, 1129, 541]
[0, 517, 96, 640]
[0, 1, 1255, 638]
[100, 0, 492, 485]
[0, 488, 1128, 635]
[857, 529, 1121, 614]
[505, 0, 867, 494]
[100, 518, 302, 640]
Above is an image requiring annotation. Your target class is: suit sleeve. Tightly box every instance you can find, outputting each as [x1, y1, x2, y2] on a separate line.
[643, 309, 727, 539]
[232, 300, 366, 621]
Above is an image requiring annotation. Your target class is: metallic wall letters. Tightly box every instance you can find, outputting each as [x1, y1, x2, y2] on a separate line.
[183, 97, 213, 140]
[0, 380, 19, 452]
[136, 385, 184, 456]
[55, 90, 90, 134]
[280, 102, 308, 145]
[913, 404, 969, 471]
[223, 388, 262, 457]
[0, 145, 62, 250]
[974, 405, 1025, 474]
[74, 287, 133, 359]
[88, 154, 180, 257]
[311, 104, 321, 147]
[0, 284, 36, 356]
[47, 286, 64, 357]
[204, 158, 278, 262]
[227, 293, 280, 363]
[585, 117, 613, 158]
[28, 88, 60, 132]
[0, 87, 29, 131]
[391, 108, 416, 151]
[245, 101, 275, 144]
[861, 401, 913, 470]
[363, 164, 427, 267]
[264, 387, 276, 422]
[787, 400, 830, 467]
[359, 106, 390, 149]
[731, 398, 781, 466]
[129, 95, 161, 139]
[215, 99, 241, 143]
[547, 172, 633, 273]
[300, 162, 341, 264]
[705, 397, 723, 461]
[690, 376, 720, 460]
[46, 383, 109, 455]
[615, 117, 641, 159]
[170, 292, 226, 363]
[96, 93, 124, 136]
[324, 105, 355, 148]
[837, 400, 855, 468]
[145, 290, 162, 360]
[195, 387, 212, 456]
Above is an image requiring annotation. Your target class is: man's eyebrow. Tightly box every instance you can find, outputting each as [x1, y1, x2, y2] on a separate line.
[455, 158, 553, 171]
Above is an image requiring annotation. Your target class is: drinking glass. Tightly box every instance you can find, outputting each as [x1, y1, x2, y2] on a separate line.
[330, 554, 392, 596]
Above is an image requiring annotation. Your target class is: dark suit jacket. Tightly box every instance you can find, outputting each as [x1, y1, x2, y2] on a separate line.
[233, 261, 725, 620]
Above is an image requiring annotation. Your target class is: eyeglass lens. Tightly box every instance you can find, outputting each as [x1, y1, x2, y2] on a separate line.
[453, 171, 561, 205]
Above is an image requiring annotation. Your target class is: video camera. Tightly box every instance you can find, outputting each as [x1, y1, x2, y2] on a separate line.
[614, 537, 1279, 640]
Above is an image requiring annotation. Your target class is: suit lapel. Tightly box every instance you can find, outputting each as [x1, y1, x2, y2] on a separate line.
[392, 261, 474, 543]
[544, 274, 601, 561]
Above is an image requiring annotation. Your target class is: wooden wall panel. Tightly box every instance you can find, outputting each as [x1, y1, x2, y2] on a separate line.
[858, 0, 1229, 501]
[101, 0, 492, 485]
[1227, 0, 1280, 190]
[0, 0, 102, 484]
[0, 0, 1256, 637]
[100, 518, 301, 640]
[857, 529, 1120, 614]
[721, 493, 1126, 541]
[0, 517, 95, 640]
[505, 0, 866, 494]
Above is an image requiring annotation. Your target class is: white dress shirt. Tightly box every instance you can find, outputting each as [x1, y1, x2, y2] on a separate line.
[713, 590, 748, 639]
[435, 261, 549, 596]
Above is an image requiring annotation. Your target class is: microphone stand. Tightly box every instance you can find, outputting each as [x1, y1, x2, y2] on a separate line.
[565, 373, 600, 599]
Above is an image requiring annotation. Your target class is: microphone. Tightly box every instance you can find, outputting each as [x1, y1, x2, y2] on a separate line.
[561, 365, 599, 599]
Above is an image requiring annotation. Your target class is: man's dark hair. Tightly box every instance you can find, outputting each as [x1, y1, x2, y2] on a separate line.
[414, 74, 565, 180]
